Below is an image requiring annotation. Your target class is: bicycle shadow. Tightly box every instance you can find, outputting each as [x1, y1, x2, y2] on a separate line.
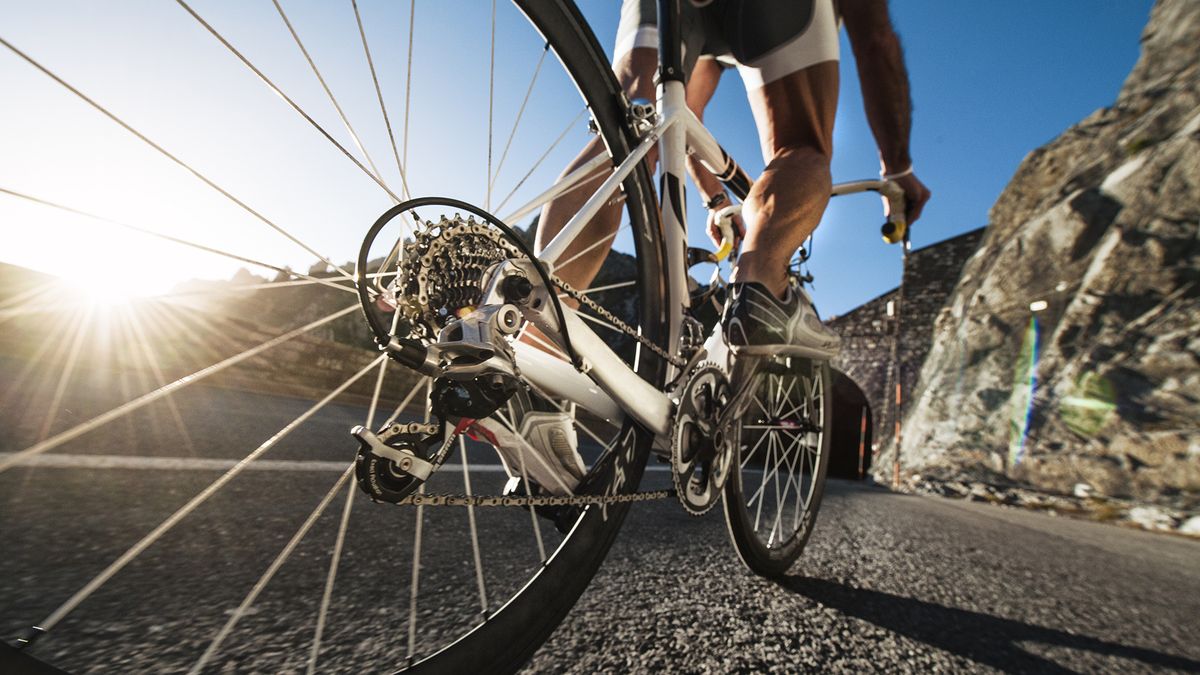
[778, 575, 1200, 673]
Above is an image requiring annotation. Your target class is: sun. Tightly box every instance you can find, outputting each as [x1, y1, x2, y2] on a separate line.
[58, 269, 158, 307]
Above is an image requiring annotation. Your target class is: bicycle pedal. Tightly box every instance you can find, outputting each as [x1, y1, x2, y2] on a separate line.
[762, 357, 794, 375]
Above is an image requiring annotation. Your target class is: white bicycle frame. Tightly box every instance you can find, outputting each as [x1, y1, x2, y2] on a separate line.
[493, 71, 901, 439]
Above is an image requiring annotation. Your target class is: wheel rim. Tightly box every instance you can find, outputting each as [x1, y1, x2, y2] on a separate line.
[0, 2, 664, 672]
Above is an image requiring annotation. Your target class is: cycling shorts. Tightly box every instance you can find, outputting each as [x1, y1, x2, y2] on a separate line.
[614, 0, 840, 89]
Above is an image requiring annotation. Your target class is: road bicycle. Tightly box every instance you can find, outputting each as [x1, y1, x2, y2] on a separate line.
[1, 1, 905, 673]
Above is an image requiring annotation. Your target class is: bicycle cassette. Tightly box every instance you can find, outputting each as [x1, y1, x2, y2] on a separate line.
[671, 362, 735, 515]
[353, 421, 449, 503]
[390, 214, 522, 339]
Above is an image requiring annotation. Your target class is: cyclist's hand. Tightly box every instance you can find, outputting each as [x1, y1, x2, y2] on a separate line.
[706, 208, 745, 255]
[889, 172, 931, 224]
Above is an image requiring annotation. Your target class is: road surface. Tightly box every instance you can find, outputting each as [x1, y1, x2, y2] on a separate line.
[2, 387, 1198, 674]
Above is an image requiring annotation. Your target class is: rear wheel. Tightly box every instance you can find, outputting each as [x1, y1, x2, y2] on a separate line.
[0, 1, 666, 673]
[723, 358, 832, 578]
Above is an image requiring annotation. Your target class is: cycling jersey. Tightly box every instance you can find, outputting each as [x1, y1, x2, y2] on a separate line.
[615, 0, 840, 89]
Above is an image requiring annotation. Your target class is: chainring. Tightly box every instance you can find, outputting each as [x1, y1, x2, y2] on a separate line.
[671, 362, 735, 515]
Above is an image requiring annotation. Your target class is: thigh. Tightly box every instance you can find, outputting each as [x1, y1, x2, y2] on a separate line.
[747, 61, 839, 161]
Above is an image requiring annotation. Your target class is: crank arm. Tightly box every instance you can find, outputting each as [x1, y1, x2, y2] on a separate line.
[716, 355, 766, 433]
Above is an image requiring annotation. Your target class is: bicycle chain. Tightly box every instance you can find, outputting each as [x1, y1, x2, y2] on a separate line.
[551, 273, 687, 368]
[391, 488, 675, 508]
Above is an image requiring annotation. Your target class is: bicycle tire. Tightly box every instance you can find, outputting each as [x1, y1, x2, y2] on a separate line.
[723, 358, 832, 578]
[396, 2, 667, 672]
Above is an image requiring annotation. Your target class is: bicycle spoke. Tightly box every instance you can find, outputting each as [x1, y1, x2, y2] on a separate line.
[380, 376, 432, 429]
[173, 0, 402, 204]
[768, 432, 785, 546]
[770, 432, 803, 544]
[750, 433, 776, 529]
[516, 445, 548, 563]
[517, 327, 571, 362]
[125, 307, 196, 452]
[351, 0, 412, 198]
[190, 465, 355, 675]
[740, 424, 771, 470]
[573, 306, 626, 336]
[401, 0, 416, 176]
[308, 478, 356, 675]
[553, 228, 620, 273]
[576, 279, 637, 295]
[485, 0, 497, 209]
[272, 0, 386, 187]
[459, 437, 489, 614]
[26, 354, 384, 637]
[489, 44, 549, 193]
[0, 39, 355, 281]
[0, 304, 360, 474]
[406, 483, 425, 662]
[494, 107, 589, 217]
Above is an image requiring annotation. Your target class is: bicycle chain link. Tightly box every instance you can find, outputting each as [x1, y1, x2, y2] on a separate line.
[391, 488, 675, 508]
[550, 273, 686, 368]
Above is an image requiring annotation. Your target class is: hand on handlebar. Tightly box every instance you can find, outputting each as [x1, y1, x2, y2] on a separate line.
[887, 171, 931, 225]
[707, 205, 745, 261]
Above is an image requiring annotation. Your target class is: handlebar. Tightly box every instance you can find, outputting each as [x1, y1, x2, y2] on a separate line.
[878, 179, 908, 244]
[708, 178, 910, 260]
[829, 178, 909, 245]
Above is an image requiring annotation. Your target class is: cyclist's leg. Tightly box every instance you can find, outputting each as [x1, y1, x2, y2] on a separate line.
[732, 61, 839, 299]
[534, 47, 657, 291]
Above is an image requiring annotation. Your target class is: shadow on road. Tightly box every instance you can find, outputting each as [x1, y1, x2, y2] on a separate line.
[779, 576, 1200, 673]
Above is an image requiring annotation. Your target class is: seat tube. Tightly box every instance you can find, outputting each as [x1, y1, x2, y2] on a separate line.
[656, 0, 689, 380]
[656, 0, 685, 84]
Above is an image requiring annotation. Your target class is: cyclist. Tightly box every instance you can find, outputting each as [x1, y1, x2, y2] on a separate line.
[476, 0, 931, 494]
[543, 0, 930, 353]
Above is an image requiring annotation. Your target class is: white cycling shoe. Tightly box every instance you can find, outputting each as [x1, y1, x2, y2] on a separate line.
[468, 392, 585, 496]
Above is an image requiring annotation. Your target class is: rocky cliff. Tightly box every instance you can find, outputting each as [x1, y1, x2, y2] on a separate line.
[895, 0, 1200, 512]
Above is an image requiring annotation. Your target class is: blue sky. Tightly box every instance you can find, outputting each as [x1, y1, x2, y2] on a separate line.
[0, 0, 1152, 314]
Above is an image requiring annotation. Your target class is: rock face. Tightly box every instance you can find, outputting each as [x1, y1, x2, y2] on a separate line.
[829, 228, 985, 467]
[896, 0, 1200, 510]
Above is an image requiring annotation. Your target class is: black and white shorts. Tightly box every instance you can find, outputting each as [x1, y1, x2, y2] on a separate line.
[615, 0, 840, 89]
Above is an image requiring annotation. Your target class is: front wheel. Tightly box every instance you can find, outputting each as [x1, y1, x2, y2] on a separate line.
[723, 358, 832, 578]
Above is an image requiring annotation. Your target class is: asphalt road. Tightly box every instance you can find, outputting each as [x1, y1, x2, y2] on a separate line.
[2, 386, 1198, 674]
